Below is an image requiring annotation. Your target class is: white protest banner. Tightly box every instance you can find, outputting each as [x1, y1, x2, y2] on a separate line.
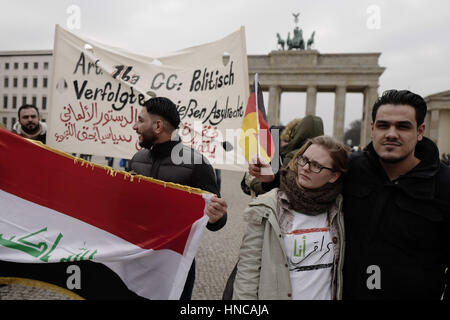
[48, 25, 249, 171]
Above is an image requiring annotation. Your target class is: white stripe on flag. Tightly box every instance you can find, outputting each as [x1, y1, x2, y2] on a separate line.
[0, 189, 208, 299]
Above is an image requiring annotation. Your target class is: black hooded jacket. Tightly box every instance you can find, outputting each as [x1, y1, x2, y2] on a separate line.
[342, 137, 450, 299]
[128, 138, 226, 231]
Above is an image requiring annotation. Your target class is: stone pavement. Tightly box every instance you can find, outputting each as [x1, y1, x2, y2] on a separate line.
[0, 283, 75, 300]
[192, 169, 251, 300]
[0, 155, 252, 300]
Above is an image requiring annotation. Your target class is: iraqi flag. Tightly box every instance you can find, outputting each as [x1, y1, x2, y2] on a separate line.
[239, 78, 275, 164]
[0, 128, 209, 300]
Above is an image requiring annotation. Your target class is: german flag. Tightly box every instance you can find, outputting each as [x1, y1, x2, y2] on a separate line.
[239, 79, 275, 163]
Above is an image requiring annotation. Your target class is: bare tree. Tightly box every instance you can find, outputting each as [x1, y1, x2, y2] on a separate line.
[344, 119, 362, 147]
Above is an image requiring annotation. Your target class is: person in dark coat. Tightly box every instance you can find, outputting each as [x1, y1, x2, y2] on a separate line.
[128, 97, 228, 300]
[342, 89, 450, 299]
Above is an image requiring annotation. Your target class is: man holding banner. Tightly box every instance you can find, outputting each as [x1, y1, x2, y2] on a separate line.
[129, 96, 228, 300]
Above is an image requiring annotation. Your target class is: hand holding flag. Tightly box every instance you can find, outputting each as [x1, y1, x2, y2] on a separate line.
[248, 155, 276, 182]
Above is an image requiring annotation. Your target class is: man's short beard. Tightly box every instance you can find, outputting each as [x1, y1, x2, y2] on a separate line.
[139, 132, 157, 149]
[379, 154, 408, 164]
[21, 123, 40, 135]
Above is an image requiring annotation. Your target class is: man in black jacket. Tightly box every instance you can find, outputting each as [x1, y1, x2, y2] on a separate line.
[342, 89, 450, 299]
[128, 97, 228, 300]
[248, 89, 450, 299]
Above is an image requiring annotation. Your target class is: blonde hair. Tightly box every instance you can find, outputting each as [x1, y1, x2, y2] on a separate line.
[288, 135, 350, 175]
[280, 118, 302, 142]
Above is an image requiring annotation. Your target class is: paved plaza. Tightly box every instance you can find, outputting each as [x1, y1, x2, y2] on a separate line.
[192, 169, 251, 300]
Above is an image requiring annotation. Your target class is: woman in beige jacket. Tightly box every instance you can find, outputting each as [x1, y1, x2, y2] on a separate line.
[233, 136, 349, 300]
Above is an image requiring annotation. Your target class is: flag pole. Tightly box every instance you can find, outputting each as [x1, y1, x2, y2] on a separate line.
[255, 73, 260, 159]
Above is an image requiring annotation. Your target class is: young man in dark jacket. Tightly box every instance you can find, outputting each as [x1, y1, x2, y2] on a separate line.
[128, 97, 228, 300]
[342, 89, 450, 299]
[249, 89, 450, 299]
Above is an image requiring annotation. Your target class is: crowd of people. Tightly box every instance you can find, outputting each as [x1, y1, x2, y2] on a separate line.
[3, 89, 449, 300]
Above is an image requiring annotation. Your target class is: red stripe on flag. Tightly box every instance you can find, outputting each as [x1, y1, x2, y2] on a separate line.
[256, 112, 273, 159]
[287, 228, 330, 235]
[0, 129, 205, 254]
[244, 92, 256, 116]
[242, 83, 275, 160]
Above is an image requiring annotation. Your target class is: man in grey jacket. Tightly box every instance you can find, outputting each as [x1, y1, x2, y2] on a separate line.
[128, 97, 228, 300]
[13, 104, 47, 143]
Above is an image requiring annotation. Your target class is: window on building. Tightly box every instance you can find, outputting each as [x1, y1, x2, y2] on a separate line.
[41, 118, 46, 123]
[42, 96, 47, 110]
[22, 96, 27, 105]
[5, 63, 9, 70]
[44, 62, 49, 70]
[14, 62, 19, 69]
[11, 117, 16, 129]
[12, 96, 17, 109]
[2, 117, 7, 127]
[24, 62, 28, 70]
[43, 77, 48, 88]
[33, 77, 38, 88]
[3, 96, 7, 109]
[4, 77, 8, 88]
[32, 96, 37, 106]
[34, 62, 38, 69]
[13, 77, 18, 88]
[23, 77, 28, 88]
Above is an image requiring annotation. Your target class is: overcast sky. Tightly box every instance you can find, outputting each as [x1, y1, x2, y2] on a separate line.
[1, 0, 449, 136]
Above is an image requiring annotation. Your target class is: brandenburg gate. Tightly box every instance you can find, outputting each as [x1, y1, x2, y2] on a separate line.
[247, 50, 385, 146]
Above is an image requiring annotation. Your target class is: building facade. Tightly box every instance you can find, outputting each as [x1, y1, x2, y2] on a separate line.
[424, 90, 450, 155]
[0, 50, 52, 130]
[248, 50, 385, 145]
